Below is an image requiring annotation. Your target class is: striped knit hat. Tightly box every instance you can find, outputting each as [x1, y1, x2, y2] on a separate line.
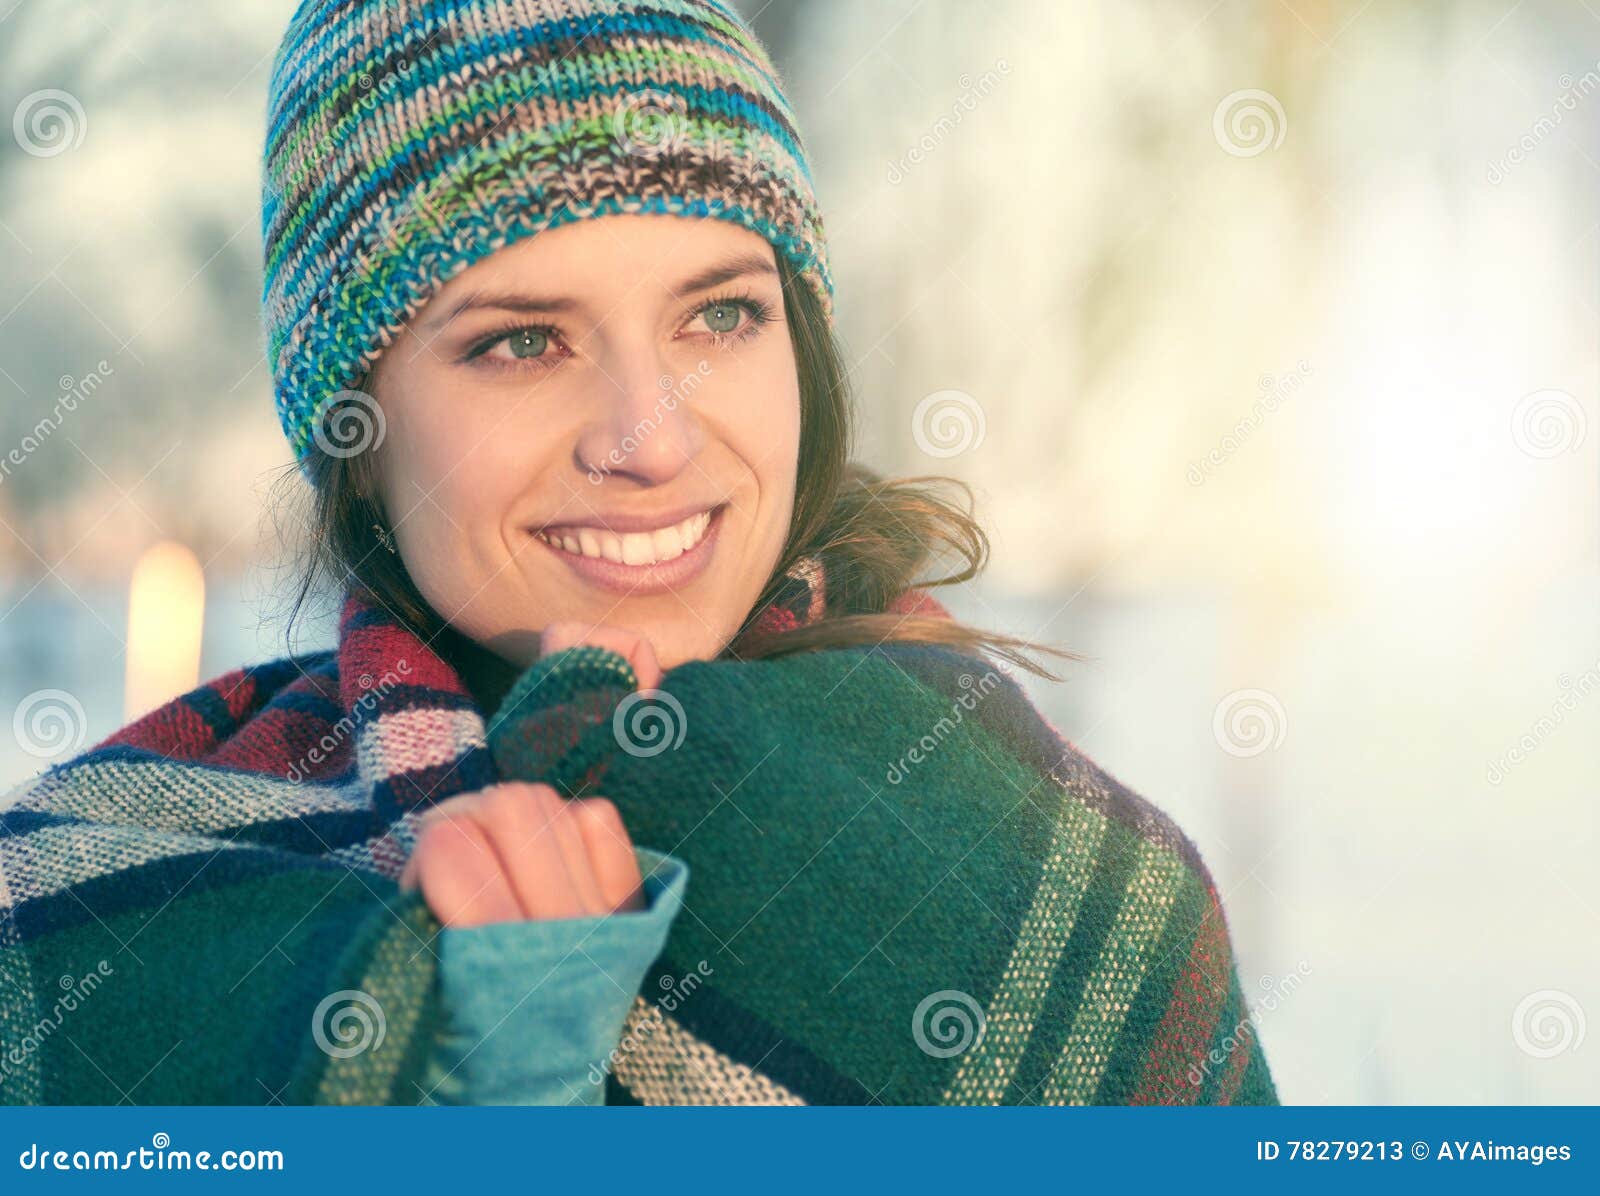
[261, 0, 833, 465]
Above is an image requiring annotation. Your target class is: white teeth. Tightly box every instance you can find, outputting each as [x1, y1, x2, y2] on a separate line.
[540, 508, 714, 566]
[620, 532, 653, 566]
[652, 524, 683, 561]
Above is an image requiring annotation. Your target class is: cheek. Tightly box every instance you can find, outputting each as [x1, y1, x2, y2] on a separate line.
[382, 381, 482, 490]
[376, 381, 526, 554]
[728, 341, 802, 500]
[764, 376, 802, 509]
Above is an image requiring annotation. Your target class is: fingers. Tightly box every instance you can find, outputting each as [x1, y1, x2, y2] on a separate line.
[406, 811, 524, 927]
[479, 783, 605, 921]
[400, 787, 490, 895]
[629, 636, 664, 691]
[571, 797, 646, 912]
[540, 621, 662, 690]
[400, 783, 642, 928]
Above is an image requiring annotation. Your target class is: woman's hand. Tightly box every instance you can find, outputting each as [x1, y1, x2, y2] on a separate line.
[398, 782, 645, 927]
[399, 621, 663, 928]
[540, 620, 664, 690]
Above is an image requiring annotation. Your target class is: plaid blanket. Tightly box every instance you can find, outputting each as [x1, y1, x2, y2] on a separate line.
[0, 564, 1276, 1105]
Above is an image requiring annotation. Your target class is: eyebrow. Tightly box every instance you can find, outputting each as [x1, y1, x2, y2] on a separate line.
[423, 251, 779, 330]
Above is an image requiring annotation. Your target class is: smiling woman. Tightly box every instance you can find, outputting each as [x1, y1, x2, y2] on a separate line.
[0, 0, 1276, 1109]
[352, 215, 802, 670]
[291, 217, 1053, 688]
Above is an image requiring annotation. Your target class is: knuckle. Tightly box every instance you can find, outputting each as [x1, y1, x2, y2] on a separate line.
[477, 783, 523, 816]
[411, 814, 478, 870]
[475, 781, 544, 823]
[574, 796, 631, 842]
[574, 794, 620, 822]
[412, 814, 457, 853]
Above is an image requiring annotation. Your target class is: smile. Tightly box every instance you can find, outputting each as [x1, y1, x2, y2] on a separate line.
[535, 507, 713, 564]
[530, 504, 727, 595]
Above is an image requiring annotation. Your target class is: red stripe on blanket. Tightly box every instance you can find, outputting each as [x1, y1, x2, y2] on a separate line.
[213, 667, 267, 726]
[1217, 1018, 1256, 1105]
[210, 704, 353, 780]
[1129, 885, 1232, 1105]
[98, 671, 249, 759]
[338, 593, 471, 713]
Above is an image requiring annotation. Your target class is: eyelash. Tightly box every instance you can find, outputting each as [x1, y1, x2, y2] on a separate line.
[461, 290, 778, 371]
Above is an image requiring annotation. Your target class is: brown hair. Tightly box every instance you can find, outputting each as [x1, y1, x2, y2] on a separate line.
[274, 254, 1071, 679]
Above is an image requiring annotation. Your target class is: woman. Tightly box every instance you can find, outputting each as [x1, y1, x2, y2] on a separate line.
[1, 0, 1276, 1106]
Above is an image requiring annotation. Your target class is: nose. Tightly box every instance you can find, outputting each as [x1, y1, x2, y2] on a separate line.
[573, 347, 707, 486]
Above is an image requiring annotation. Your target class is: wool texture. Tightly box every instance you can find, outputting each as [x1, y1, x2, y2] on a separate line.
[0, 564, 1276, 1105]
[262, 0, 833, 464]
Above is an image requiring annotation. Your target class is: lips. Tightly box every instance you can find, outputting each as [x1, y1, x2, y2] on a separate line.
[530, 504, 727, 595]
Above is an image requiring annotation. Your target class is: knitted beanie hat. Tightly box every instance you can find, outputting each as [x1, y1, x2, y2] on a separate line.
[261, 0, 833, 465]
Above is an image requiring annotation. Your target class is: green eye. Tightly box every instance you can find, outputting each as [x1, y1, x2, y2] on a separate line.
[508, 328, 548, 358]
[702, 303, 741, 334]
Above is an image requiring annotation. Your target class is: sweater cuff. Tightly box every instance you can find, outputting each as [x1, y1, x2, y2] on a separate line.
[419, 846, 687, 1106]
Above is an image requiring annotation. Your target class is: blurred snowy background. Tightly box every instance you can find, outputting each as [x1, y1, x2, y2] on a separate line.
[0, 0, 1596, 1103]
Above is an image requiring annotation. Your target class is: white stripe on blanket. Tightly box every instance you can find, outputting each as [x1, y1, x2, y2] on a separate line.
[609, 996, 806, 1106]
[356, 707, 486, 783]
[8, 759, 370, 831]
